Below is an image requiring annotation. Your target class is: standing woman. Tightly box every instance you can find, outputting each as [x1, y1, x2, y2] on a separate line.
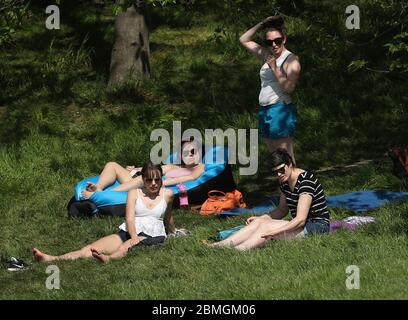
[240, 16, 301, 164]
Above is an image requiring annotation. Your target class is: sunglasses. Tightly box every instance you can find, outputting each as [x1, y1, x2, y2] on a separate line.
[182, 148, 196, 157]
[272, 164, 286, 176]
[145, 177, 161, 184]
[265, 37, 283, 47]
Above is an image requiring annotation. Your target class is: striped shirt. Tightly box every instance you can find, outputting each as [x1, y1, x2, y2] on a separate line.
[280, 171, 330, 223]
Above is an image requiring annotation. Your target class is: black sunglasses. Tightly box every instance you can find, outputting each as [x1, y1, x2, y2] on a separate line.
[182, 148, 195, 157]
[272, 164, 286, 176]
[265, 37, 283, 47]
[145, 177, 161, 184]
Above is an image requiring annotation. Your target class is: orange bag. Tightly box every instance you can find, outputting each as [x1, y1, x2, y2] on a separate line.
[199, 190, 247, 216]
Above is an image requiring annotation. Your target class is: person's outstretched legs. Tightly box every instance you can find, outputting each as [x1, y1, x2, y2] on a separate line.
[207, 218, 267, 248]
[33, 234, 123, 262]
[234, 220, 289, 251]
[91, 236, 146, 263]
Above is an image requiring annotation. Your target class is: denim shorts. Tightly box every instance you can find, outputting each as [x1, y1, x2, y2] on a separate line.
[259, 102, 297, 139]
[304, 219, 330, 236]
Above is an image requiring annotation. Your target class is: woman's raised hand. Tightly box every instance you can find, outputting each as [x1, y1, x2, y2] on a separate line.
[265, 54, 277, 69]
[261, 16, 275, 27]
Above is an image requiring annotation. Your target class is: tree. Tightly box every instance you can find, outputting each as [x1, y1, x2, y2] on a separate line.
[108, 0, 151, 87]
[108, 0, 181, 87]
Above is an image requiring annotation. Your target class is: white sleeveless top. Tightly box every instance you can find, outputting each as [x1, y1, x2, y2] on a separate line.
[258, 49, 293, 106]
[119, 188, 168, 237]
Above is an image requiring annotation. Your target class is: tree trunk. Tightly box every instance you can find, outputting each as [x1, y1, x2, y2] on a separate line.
[108, 5, 150, 87]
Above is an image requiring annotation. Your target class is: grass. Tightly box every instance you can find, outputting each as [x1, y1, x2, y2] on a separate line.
[0, 3, 407, 300]
[1, 149, 407, 299]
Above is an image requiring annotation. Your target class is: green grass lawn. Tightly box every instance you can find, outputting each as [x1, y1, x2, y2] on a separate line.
[1, 153, 407, 299]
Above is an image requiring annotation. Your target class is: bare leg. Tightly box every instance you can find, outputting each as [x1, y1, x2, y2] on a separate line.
[208, 220, 263, 248]
[235, 220, 290, 251]
[272, 227, 305, 240]
[92, 237, 146, 263]
[264, 137, 296, 166]
[33, 234, 123, 262]
[82, 162, 134, 199]
[112, 175, 144, 192]
[97, 162, 134, 188]
[208, 215, 273, 248]
[91, 248, 111, 263]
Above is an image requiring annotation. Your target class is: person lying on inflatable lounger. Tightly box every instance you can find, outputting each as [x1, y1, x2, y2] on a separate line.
[81, 138, 205, 199]
[33, 162, 175, 263]
[205, 148, 330, 250]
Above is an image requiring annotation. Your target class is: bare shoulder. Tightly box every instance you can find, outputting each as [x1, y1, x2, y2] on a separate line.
[128, 189, 139, 198]
[196, 163, 205, 172]
[164, 188, 174, 200]
[283, 54, 301, 77]
[286, 54, 301, 66]
[127, 189, 139, 205]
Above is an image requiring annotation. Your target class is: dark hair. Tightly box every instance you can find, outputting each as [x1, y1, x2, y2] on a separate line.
[270, 148, 294, 168]
[141, 161, 163, 182]
[181, 136, 200, 148]
[179, 136, 203, 164]
[263, 15, 286, 37]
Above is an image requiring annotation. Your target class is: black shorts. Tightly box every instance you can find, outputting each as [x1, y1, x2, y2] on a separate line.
[118, 230, 165, 247]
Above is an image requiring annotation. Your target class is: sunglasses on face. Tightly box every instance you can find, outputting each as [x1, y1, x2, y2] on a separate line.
[272, 164, 286, 176]
[145, 177, 161, 184]
[182, 148, 195, 157]
[265, 37, 283, 47]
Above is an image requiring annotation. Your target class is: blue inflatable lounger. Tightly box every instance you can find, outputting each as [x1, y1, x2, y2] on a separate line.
[67, 145, 236, 218]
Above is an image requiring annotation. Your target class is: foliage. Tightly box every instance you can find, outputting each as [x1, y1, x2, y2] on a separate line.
[0, 0, 31, 46]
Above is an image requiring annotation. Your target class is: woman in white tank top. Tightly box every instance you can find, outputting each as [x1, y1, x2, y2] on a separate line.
[239, 16, 301, 164]
[33, 162, 176, 264]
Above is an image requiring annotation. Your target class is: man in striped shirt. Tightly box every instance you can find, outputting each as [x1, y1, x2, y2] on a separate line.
[207, 148, 330, 250]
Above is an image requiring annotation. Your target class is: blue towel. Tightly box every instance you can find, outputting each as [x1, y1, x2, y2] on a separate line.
[218, 191, 408, 216]
[218, 196, 278, 216]
[326, 190, 408, 212]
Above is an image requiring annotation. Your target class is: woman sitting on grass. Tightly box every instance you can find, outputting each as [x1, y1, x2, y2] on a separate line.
[33, 162, 175, 263]
[81, 138, 205, 199]
[206, 148, 330, 250]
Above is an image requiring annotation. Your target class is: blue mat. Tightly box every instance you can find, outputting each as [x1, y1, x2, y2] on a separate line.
[218, 197, 278, 216]
[218, 191, 408, 216]
[326, 190, 408, 212]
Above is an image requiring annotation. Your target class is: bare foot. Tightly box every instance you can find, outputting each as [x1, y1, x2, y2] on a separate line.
[82, 182, 103, 199]
[32, 248, 54, 262]
[85, 181, 102, 192]
[86, 182, 101, 192]
[201, 239, 218, 247]
[91, 248, 109, 263]
[81, 189, 95, 200]
[202, 239, 233, 248]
